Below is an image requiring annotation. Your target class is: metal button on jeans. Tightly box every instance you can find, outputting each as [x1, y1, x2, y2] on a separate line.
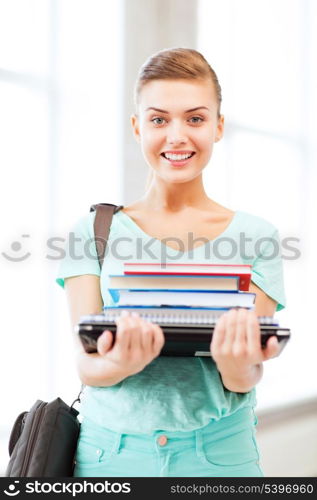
[157, 435, 168, 446]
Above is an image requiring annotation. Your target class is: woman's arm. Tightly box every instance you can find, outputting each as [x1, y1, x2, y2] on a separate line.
[65, 275, 103, 351]
[65, 274, 124, 386]
[65, 275, 164, 387]
[210, 286, 279, 393]
[249, 281, 277, 316]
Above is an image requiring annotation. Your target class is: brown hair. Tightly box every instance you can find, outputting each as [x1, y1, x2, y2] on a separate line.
[134, 47, 222, 117]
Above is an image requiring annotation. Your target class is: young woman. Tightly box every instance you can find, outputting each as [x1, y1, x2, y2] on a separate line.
[56, 48, 285, 477]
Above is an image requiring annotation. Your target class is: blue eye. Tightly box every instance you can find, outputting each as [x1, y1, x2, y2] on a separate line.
[151, 117, 166, 125]
[189, 116, 203, 123]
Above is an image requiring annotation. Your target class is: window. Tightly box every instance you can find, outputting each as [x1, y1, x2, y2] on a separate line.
[0, 0, 123, 471]
[198, 0, 317, 409]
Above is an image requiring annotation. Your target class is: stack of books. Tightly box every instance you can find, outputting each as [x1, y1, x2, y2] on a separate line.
[76, 262, 290, 356]
[107, 261, 254, 309]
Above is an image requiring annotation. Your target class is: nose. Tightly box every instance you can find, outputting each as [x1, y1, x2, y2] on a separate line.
[166, 120, 187, 146]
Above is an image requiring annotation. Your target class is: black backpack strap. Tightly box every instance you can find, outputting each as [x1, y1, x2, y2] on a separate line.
[90, 203, 123, 269]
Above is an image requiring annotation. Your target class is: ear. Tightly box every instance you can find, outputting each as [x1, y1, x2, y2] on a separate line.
[215, 114, 224, 142]
[131, 114, 141, 143]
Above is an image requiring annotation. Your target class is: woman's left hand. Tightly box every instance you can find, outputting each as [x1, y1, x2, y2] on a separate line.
[210, 308, 281, 392]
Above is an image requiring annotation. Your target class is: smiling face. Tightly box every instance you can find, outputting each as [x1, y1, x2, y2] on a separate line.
[131, 79, 224, 184]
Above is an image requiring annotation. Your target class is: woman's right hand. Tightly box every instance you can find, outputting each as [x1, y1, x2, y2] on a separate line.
[79, 311, 165, 386]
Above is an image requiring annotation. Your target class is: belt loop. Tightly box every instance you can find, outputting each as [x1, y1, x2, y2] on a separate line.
[159, 453, 171, 477]
[110, 432, 122, 455]
[195, 429, 204, 459]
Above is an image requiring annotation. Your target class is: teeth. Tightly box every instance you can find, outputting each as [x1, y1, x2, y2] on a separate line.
[164, 152, 193, 161]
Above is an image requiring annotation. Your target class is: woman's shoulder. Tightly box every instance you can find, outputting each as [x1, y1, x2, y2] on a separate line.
[69, 207, 125, 236]
[234, 210, 279, 235]
[66, 211, 95, 237]
[205, 201, 279, 238]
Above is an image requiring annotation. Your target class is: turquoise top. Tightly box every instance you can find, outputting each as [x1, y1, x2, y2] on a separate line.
[56, 209, 286, 434]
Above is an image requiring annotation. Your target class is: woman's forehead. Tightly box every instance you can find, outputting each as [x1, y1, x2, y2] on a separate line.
[138, 79, 217, 111]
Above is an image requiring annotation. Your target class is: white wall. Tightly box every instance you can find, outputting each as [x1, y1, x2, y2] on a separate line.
[198, 0, 317, 410]
[257, 399, 317, 477]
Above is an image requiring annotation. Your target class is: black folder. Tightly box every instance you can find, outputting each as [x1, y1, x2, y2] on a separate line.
[76, 313, 290, 357]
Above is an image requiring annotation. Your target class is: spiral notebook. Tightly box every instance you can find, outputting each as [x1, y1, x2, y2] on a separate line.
[100, 306, 254, 324]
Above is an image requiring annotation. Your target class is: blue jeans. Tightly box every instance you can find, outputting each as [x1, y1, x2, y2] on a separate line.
[74, 406, 263, 477]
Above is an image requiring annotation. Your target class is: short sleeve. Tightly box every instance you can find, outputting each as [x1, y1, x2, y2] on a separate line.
[251, 228, 286, 312]
[55, 212, 100, 289]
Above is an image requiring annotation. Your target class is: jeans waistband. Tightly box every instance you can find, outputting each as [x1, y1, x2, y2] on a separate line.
[80, 406, 255, 455]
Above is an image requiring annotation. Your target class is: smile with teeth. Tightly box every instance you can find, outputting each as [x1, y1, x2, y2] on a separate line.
[162, 152, 195, 161]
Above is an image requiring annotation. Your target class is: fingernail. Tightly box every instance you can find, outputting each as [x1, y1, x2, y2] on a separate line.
[121, 310, 129, 317]
[131, 312, 139, 318]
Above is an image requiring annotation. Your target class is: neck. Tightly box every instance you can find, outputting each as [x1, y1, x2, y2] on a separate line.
[141, 174, 212, 212]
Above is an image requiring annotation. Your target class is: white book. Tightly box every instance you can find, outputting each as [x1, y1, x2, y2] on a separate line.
[115, 290, 255, 308]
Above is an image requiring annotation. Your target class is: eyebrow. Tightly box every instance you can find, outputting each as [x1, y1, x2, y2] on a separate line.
[145, 106, 210, 114]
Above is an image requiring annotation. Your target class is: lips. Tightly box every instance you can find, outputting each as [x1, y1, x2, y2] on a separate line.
[161, 151, 195, 162]
[160, 151, 196, 168]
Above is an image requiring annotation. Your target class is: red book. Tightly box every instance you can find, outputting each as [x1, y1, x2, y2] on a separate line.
[123, 263, 252, 291]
